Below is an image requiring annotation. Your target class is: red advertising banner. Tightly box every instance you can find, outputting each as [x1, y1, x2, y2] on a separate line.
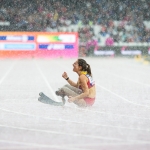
[0, 32, 78, 58]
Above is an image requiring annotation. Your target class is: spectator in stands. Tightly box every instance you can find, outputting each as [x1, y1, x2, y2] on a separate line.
[1, 0, 150, 44]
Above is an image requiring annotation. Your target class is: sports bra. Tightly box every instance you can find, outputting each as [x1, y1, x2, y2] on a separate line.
[86, 74, 95, 88]
[79, 74, 95, 90]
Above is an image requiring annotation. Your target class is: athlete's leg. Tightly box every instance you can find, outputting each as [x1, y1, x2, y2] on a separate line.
[61, 86, 86, 107]
[60, 86, 78, 97]
[56, 84, 82, 96]
[63, 84, 82, 94]
[56, 84, 86, 107]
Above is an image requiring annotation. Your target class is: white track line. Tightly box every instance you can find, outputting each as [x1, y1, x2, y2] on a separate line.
[0, 108, 150, 132]
[0, 140, 149, 150]
[1, 103, 149, 120]
[1, 61, 150, 131]
[97, 69, 150, 88]
[0, 61, 17, 85]
[34, 60, 150, 117]
[61, 142, 150, 147]
[0, 124, 150, 144]
[0, 139, 84, 150]
[0, 125, 124, 141]
[34, 60, 59, 101]
[0, 60, 147, 149]
[96, 83, 150, 108]
[1, 140, 149, 150]
[58, 63, 150, 109]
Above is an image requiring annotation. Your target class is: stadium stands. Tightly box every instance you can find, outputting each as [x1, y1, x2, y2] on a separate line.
[0, 0, 150, 46]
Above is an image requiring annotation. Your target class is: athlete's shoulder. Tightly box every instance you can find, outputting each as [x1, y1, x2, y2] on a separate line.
[79, 74, 87, 80]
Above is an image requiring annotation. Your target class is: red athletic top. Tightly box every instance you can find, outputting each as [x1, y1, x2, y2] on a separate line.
[79, 74, 95, 90]
[78, 74, 96, 106]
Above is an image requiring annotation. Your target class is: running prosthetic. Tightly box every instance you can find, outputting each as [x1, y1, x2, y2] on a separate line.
[38, 92, 65, 106]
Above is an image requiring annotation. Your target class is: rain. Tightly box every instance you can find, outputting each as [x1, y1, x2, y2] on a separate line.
[0, 0, 150, 150]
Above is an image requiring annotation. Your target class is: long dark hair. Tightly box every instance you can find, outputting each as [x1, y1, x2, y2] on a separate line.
[78, 59, 92, 76]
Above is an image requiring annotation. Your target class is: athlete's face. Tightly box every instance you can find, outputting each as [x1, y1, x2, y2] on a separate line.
[73, 60, 81, 72]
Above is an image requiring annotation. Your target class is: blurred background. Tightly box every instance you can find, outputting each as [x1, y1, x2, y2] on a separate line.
[0, 0, 150, 60]
[1, 1, 150, 149]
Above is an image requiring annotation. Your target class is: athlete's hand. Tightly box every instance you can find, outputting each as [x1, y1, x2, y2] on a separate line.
[68, 96, 75, 103]
[62, 72, 68, 79]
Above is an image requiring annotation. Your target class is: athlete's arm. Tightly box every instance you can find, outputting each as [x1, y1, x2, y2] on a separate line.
[62, 72, 77, 87]
[66, 78, 78, 87]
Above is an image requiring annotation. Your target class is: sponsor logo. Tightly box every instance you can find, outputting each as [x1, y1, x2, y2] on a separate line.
[0, 36, 34, 41]
[94, 50, 115, 55]
[0, 43, 36, 51]
[39, 44, 74, 50]
[121, 50, 142, 55]
[37, 34, 76, 43]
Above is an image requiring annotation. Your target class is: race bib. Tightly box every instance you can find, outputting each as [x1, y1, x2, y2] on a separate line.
[86, 75, 95, 86]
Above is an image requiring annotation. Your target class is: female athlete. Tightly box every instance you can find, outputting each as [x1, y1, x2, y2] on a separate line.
[56, 58, 96, 107]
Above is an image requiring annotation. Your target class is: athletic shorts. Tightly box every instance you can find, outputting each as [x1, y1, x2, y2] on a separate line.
[84, 97, 95, 106]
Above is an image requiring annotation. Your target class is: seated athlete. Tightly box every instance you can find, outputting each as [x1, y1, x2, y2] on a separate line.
[55, 58, 96, 107]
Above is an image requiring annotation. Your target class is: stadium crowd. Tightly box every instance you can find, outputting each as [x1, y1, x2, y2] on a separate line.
[0, 0, 150, 45]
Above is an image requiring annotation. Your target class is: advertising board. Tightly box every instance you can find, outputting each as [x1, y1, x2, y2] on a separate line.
[0, 32, 78, 58]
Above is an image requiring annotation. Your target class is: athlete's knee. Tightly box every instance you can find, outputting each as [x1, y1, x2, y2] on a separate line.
[64, 84, 71, 88]
[61, 87, 70, 95]
[61, 86, 67, 91]
[61, 84, 69, 89]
